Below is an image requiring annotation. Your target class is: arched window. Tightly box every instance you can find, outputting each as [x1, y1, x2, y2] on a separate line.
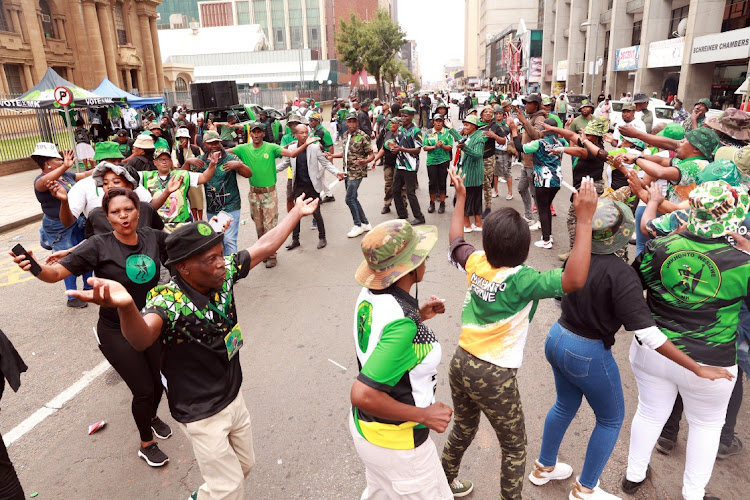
[39, 0, 56, 39]
[114, 2, 127, 45]
[175, 77, 188, 93]
[0, 1, 10, 32]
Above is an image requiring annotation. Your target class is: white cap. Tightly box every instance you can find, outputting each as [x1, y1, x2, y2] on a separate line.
[31, 142, 62, 159]
[176, 127, 191, 139]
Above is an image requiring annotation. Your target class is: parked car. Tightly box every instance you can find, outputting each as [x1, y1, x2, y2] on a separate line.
[565, 94, 589, 119]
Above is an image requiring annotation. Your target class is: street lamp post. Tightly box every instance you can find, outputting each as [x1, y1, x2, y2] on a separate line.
[581, 20, 599, 99]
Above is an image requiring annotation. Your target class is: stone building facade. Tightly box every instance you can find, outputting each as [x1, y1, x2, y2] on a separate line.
[0, 0, 165, 95]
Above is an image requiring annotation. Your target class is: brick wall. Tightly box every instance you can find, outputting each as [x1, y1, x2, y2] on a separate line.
[0, 158, 37, 177]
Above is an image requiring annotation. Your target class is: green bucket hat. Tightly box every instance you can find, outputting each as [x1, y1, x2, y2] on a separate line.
[583, 117, 609, 137]
[463, 115, 480, 127]
[591, 199, 635, 255]
[687, 180, 750, 238]
[401, 106, 417, 115]
[696, 159, 742, 187]
[621, 136, 646, 149]
[355, 220, 438, 290]
[435, 101, 449, 111]
[695, 97, 712, 110]
[656, 122, 685, 141]
[715, 146, 750, 175]
[685, 128, 720, 160]
[154, 137, 170, 150]
[93, 141, 125, 162]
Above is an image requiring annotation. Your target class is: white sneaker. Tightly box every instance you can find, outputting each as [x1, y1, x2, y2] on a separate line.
[347, 225, 364, 238]
[499, 178, 507, 183]
[529, 221, 541, 231]
[569, 477, 621, 500]
[492, 190, 499, 198]
[506, 194, 514, 200]
[534, 238, 553, 249]
[471, 224, 482, 232]
[463, 226, 473, 233]
[528, 459, 573, 486]
[360, 223, 372, 232]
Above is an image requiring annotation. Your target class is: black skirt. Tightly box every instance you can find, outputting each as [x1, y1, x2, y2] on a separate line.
[464, 186, 482, 217]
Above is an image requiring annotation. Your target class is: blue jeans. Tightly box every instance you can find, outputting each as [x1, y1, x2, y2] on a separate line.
[539, 322, 625, 490]
[40, 215, 92, 296]
[345, 178, 368, 226]
[207, 209, 241, 256]
[634, 204, 648, 257]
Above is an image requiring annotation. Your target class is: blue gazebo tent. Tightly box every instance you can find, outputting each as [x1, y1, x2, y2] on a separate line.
[92, 78, 165, 108]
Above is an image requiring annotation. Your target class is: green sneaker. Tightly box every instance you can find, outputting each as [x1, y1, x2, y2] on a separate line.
[187, 491, 198, 500]
[450, 478, 474, 497]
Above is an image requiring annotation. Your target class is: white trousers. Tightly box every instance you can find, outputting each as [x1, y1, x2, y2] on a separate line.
[349, 413, 453, 500]
[625, 338, 737, 500]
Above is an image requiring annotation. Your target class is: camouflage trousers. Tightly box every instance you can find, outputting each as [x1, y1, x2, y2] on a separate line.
[483, 156, 495, 209]
[249, 187, 278, 251]
[442, 347, 526, 500]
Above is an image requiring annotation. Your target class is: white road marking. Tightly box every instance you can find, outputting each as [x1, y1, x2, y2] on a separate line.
[327, 358, 347, 371]
[4, 360, 111, 447]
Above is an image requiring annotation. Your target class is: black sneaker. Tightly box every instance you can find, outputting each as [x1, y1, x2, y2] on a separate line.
[621, 466, 650, 495]
[655, 436, 675, 455]
[151, 417, 172, 439]
[410, 217, 425, 226]
[717, 436, 743, 459]
[138, 442, 169, 467]
[66, 297, 88, 308]
[286, 240, 301, 250]
[317, 239, 327, 249]
[381, 206, 391, 214]
[481, 208, 491, 219]
[322, 196, 335, 203]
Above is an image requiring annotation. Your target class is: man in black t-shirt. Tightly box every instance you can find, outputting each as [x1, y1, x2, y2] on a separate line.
[372, 117, 407, 214]
[68, 199, 319, 499]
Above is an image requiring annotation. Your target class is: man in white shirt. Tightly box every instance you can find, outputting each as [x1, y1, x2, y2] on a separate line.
[605, 102, 646, 147]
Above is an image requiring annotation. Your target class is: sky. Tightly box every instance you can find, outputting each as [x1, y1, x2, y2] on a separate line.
[397, 0, 465, 83]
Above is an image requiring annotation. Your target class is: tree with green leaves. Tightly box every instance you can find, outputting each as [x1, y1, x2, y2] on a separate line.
[336, 9, 406, 97]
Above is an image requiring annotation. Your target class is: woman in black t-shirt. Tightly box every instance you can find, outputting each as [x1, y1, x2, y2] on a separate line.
[10, 188, 172, 468]
[526, 199, 732, 500]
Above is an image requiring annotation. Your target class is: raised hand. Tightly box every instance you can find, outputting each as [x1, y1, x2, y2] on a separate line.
[47, 180, 68, 201]
[294, 193, 319, 216]
[66, 277, 135, 308]
[449, 167, 467, 198]
[419, 295, 446, 321]
[166, 174, 183, 194]
[646, 182, 664, 205]
[62, 150, 74, 169]
[572, 177, 598, 221]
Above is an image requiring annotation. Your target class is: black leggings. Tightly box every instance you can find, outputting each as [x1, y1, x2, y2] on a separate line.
[97, 319, 163, 442]
[536, 187, 559, 241]
[0, 433, 24, 500]
[427, 161, 449, 196]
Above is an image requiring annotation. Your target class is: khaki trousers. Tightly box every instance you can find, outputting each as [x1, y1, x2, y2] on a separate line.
[349, 413, 453, 500]
[179, 393, 255, 500]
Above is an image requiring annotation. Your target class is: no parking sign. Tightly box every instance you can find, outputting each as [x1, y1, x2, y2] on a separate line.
[54, 86, 73, 107]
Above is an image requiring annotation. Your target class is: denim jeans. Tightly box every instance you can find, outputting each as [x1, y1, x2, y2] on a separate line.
[634, 204, 648, 257]
[345, 178, 368, 226]
[40, 215, 92, 296]
[539, 322, 625, 490]
[207, 209, 241, 256]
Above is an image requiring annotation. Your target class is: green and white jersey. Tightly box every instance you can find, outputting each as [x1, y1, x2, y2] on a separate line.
[352, 286, 441, 450]
[636, 232, 750, 366]
[395, 124, 423, 172]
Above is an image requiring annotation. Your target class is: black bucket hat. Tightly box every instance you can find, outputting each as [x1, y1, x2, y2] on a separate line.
[164, 221, 225, 266]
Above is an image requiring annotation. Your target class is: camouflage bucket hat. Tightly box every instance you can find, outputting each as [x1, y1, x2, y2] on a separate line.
[203, 130, 222, 143]
[715, 146, 750, 175]
[463, 115, 480, 127]
[704, 108, 750, 141]
[154, 147, 172, 159]
[696, 159, 742, 187]
[688, 180, 750, 238]
[309, 112, 322, 121]
[656, 122, 685, 140]
[355, 220, 438, 290]
[590, 199, 635, 255]
[579, 99, 595, 110]
[583, 117, 609, 137]
[93, 141, 125, 162]
[685, 128, 720, 160]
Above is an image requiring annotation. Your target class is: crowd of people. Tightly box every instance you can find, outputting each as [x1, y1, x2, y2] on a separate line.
[4, 85, 750, 500]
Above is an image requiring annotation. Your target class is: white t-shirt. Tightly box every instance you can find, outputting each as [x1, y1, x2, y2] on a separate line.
[612, 117, 646, 144]
[68, 176, 152, 218]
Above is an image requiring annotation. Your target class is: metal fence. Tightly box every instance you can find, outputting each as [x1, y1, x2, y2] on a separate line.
[0, 93, 90, 163]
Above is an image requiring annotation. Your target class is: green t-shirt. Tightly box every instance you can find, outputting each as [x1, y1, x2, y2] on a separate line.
[424, 128, 453, 166]
[218, 124, 236, 142]
[636, 232, 750, 366]
[313, 124, 333, 149]
[140, 170, 198, 230]
[569, 115, 591, 134]
[667, 156, 710, 203]
[336, 109, 349, 122]
[232, 142, 283, 188]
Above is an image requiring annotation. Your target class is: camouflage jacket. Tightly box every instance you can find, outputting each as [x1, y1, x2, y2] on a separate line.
[343, 129, 373, 180]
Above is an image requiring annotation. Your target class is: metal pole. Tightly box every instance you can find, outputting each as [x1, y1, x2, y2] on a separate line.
[591, 24, 599, 99]
[63, 104, 80, 173]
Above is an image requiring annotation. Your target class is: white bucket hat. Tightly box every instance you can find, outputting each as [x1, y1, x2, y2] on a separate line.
[31, 142, 62, 159]
[176, 127, 191, 139]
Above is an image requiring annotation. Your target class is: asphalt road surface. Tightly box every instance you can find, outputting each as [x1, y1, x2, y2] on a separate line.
[1, 111, 747, 500]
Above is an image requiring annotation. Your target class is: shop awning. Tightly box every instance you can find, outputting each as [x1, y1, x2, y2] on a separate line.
[0, 68, 127, 109]
[735, 77, 750, 95]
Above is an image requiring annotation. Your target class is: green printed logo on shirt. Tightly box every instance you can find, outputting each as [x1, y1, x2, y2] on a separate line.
[126, 254, 156, 284]
[660, 251, 721, 304]
[357, 300, 373, 352]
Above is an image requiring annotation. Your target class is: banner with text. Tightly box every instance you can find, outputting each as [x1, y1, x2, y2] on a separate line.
[648, 38, 685, 68]
[690, 27, 750, 64]
[615, 45, 640, 71]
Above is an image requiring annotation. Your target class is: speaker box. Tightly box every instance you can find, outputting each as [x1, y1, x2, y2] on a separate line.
[190, 82, 212, 109]
[211, 81, 239, 108]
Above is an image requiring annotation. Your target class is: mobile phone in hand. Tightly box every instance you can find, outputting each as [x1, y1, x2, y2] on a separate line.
[209, 211, 233, 232]
[11, 244, 42, 276]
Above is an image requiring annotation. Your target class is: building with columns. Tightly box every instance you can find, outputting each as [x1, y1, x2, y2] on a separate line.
[0, 0, 165, 96]
[541, 0, 750, 108]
